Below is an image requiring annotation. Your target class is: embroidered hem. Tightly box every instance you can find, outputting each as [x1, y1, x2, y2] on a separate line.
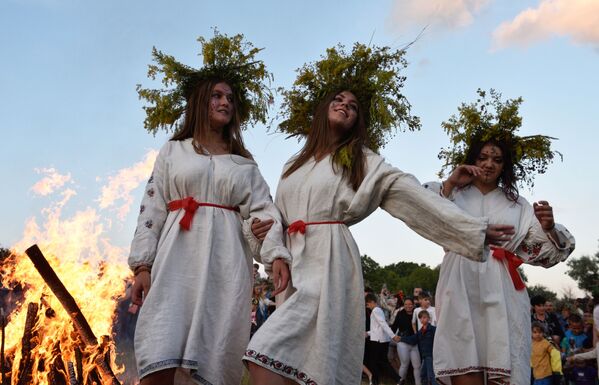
[138, 359, 213, 385]
[436, 366, 511, 385]
[243, 349, 318, 385]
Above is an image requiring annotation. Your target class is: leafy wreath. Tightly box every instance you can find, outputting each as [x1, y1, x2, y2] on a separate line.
[276, 43, 421, 153]
[136, 29, 273, 135]
[438, 89, 561, 188]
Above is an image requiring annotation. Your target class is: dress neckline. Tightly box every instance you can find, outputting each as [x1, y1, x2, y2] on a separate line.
[469, 184, 500, 196]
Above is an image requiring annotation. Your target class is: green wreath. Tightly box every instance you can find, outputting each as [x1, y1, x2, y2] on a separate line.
[438, 89, 561, 189]
[136, 29, 274, 135]
[276, 43, 421, 153]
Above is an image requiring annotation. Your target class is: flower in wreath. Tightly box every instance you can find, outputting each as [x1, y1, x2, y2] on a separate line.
[136, 28, 274, 135]
[437, 88, 562, 189]
[276, 42, 421, 155]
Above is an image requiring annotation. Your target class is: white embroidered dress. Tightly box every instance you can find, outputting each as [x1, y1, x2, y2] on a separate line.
[425, 183, 575, 385]
[244, 151, 489, 385]
[128, 138, 290, 385]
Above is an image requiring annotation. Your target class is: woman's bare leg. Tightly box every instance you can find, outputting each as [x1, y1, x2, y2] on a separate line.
[451, 372, 484, 385]
[248, 362, 287, 385]
[362, 364, 373, 384]
[140, 368, 176, 385]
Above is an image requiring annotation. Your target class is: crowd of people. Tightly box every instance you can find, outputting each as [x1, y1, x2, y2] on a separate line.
[353, 287, 599, 385]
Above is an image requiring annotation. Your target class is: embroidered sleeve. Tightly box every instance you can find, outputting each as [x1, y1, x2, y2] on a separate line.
[128, 146, 169, 270]
[517, 205, 575, 268]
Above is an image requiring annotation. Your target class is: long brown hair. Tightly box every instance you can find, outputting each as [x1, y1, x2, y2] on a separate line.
[283, 90, 367, 190]
[171, 78, 252, 159]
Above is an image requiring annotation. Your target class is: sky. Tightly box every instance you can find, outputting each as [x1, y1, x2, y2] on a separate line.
[1, 0, 597, 297]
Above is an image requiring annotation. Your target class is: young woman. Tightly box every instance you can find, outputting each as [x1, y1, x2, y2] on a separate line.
[129, 78, 291, 385]
[244, 89, 509, 385]
[252, 281, 275, 331]
[391, 297, 421, 385]
[429, 138, 575, 385]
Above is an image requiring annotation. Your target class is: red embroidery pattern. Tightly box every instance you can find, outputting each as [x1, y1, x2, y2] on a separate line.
[436, 365, 510, 377]
[520, 242, 542, 256]
[244, 350, 318, 385]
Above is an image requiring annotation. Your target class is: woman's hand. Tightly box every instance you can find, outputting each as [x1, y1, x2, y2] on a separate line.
[251, 218, 274, 241]
[131, 271, 151, 306]
[533, 200, 555, 231]
[443, 165, 483, 196]
[271, 259, 290, 296]
[485, 224, 515, 246]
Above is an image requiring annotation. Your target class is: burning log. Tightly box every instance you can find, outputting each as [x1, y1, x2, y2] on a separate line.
[25, 245, 121, 385]
[75, 347, 83, 384]
[16, 302, 39, 385]
[86, 368, 102, 385]
[49, 342, 67, 385]
[67, 361, 78, 385]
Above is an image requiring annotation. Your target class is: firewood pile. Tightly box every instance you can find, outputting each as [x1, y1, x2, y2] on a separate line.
[0, 245, 122, 385]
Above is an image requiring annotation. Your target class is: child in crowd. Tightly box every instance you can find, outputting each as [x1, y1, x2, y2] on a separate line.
[400, 310, 437, 385]
[531, 322, 559, 385]
[550, 341, 564, 385]
[365, 293, 402, 385]
[568, 359, 598, 385]
[566, 343, 598, 384]
[412, 292, 436, 332]
[562, 314, 591, 356]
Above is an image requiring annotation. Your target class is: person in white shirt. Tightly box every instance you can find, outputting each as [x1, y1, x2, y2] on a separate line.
[412, 292, 436, 332]
[594, 296, 599, 347]
[366, 293, 402, 385]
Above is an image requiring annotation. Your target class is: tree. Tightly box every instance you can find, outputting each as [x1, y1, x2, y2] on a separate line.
[0, 247, 10, 262]
[360, 255, 440, 294]
[518, 267, 528, 283]
[527, 284, 558, 302]
[1, 246, 13, 281]
[566, 249, 599, 295]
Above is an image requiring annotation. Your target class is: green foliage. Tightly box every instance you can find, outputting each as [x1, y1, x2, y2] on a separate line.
[277, 43, 421, 152]
[0, 246, 15, 286]
[0, 247, 10, 261]
[438, 89, 561, 189]
[518, 266, 529, 283]
[566, 250, 599, 295]
[361, 255, 439, 294]
[527, 284, 558, 302]
[136, 29, 274, 135]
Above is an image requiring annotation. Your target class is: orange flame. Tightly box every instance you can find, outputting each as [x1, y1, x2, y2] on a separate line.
[2, 151, 155, 384]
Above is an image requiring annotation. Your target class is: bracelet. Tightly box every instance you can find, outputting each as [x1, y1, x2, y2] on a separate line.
[133, 265, 152, 276]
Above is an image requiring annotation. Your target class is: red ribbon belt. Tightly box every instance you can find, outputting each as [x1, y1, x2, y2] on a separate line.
[287, 220, 344, 235]
[168, 197, 240, 231]
[492, 247, 526, 291]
